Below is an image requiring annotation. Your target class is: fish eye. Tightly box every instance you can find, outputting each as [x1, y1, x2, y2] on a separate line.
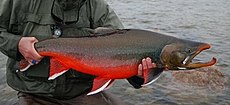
[185, 48, 191, 53]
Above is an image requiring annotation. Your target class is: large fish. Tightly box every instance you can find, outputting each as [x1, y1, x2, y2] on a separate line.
[20, 29, 216, 95]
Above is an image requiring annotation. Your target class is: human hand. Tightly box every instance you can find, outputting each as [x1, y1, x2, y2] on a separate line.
[137, 57, 156, 78]
[127, 57, 158, 88]
[18, 37, 43, 65]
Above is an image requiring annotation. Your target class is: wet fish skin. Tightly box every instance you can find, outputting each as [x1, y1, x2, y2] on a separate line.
[35, 29, 215, 79]
[20, 29, 216, 95]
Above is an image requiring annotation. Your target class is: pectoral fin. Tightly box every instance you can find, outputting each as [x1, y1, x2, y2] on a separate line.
[48, 58, 70, 80]
[87, 77, 115, 95]
[142, 68, 163, 86]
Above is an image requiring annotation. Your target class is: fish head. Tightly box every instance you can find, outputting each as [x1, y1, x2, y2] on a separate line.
[160, 40, 217, 70]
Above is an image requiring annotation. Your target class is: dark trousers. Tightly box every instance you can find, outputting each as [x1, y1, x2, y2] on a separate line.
[15, 91, 125, 105]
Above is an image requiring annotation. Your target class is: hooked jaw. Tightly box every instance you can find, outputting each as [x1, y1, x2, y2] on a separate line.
[178, 43, 217, 70]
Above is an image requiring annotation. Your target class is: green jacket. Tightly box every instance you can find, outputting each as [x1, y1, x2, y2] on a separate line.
[0, 0, 124, 99]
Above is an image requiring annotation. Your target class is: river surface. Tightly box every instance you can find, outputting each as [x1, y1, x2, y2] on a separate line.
[0, 0, 230, 104]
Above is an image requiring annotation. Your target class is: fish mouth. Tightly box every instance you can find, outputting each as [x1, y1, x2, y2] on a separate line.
[178, 43, 217, 69]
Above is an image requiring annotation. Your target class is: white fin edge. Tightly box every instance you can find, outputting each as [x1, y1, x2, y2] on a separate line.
[104, 80, 115, 90]
[20, 64, 32, 72]
[141, 73, 162, 87]
[87, 79, 112, 95]
[48, 70, 68, 80]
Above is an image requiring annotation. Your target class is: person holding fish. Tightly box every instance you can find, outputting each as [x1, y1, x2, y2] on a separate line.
[0, 0, 157, 104]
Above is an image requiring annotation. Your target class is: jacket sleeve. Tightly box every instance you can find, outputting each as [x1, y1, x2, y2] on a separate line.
[0, 0, 22, 60]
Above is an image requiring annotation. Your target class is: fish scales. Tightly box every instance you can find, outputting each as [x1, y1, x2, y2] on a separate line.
[21, 29, 216, 83]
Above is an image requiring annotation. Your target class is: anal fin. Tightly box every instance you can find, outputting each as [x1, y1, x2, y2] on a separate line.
[87, 77, 114, 95]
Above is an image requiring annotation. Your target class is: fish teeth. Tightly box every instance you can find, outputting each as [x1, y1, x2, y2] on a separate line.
[183, 56, 190, 65]
[177, 67, 186, 70]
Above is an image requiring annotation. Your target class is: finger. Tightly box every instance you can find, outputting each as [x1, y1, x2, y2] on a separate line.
[152, 63, 157, 68]
[31, 49, 42, 60]
[26, 56, 41, 65]
[146, 57, 153, 68]
[24, 52, 41, 65]
[25, 57, 34, 65]
[31, 59, 37, 65]
[31, 52, 42, 60]
[142, 58, 147, 70]
[31, 41, 43, 60]
[33, 38, 39, 43]
[138, 64, 143, 77]
[32, 59, 42, 65]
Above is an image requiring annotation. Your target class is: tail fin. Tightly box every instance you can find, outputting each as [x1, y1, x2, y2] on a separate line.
[19, 59, 31, 72]
[142, 68, 163, 86]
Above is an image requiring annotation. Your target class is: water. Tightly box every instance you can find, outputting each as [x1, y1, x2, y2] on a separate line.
[106, 0, 230, 105]
[0, 0, 230, 104]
